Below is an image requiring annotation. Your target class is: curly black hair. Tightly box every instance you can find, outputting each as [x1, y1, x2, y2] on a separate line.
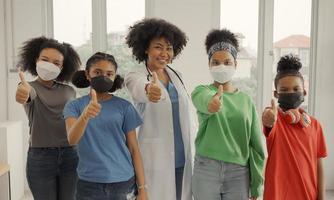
[205, 28, 239, 54]
[17, 36, 81, 82]
[72, 52, 124, 93]
[274, 54, 304, 88]
[125, 18, 188, 63]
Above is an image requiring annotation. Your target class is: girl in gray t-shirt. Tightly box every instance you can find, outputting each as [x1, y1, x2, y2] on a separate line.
[15, 36, 81, 200]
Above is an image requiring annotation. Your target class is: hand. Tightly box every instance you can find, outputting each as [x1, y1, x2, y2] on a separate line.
[16, 70, 31, 104]
[208, 85, 223, 113]
[136, 189, 148, 200]
[146, 72, 162, 103]
[262, 99, 278, 128]
[82, 89, 101, 120]
[249, 197, 257, 200]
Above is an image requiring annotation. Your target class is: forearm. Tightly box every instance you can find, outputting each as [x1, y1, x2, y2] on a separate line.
[130, 148, 146, 187]
[318, 159, 325, 200]
[249, 145, 265, 197]
[191, 91, 215, 114]
[67, 115, 89, 145]
[125, 72, 150, 103]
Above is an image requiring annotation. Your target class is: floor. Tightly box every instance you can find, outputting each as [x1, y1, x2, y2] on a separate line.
[22, 190, 334, 200]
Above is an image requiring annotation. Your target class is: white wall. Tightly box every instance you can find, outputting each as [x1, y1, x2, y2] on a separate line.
[314, 0, 334, 190]
[0, 0, 7, 122]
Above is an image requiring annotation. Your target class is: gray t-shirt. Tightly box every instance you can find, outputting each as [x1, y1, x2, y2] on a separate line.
[24, 80, 76, 147]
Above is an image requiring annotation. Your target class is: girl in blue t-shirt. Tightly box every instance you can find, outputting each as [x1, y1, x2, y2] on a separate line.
[63, 52, 148, 200]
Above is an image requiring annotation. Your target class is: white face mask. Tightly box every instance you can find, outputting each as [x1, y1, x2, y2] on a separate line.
[36, 61, 61, 81]
[209, 64, 236, 84]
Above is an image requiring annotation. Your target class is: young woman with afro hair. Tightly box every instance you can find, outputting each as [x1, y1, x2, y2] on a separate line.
[15, 36, 81, 200]
[125, 18, 197, 200]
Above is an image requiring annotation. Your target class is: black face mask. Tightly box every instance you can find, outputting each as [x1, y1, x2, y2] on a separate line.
[277, 92, 304, 110]
[90, 76, 114, 93]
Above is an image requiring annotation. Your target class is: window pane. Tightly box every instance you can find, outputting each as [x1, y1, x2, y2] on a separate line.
[53, 0, 92, 65]
[106, 0, 145, 99]
[221, 0, 259, 103]
[273, 0, 311, 110]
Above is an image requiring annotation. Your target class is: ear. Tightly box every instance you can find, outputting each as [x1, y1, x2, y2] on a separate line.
[234, 60, 238, 68]
[274, 90, 279, 98]
[303, 89, 307, 96]
[85, 70, 91, 82]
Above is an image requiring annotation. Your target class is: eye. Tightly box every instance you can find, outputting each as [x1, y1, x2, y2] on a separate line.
[224, 60, 233, 66]
[211, 60, 220, 66]
[54, 62, 61, 67]
[154, 46, 163, 50]
[107, 72, 114, 77]
[279, 88, 288, 92]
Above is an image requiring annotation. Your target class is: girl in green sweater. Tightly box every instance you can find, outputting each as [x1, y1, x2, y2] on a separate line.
[191, 29, 265, 200]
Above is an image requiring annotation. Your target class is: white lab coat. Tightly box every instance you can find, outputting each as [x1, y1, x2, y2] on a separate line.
[125, 66, 197, 200]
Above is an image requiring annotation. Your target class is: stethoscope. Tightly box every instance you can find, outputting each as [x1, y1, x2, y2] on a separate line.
[146, 65, 189, 97]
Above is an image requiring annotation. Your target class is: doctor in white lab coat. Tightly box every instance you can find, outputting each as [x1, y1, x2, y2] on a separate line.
[125, 18, 197, 200]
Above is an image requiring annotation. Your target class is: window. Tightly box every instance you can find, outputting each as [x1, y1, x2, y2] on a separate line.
[273, 0, 312, 110]
[53, 0, 92, 66]
[106, 0, 145, 98]
[53, 0, 145, 98]
[220, 0, 259, 103]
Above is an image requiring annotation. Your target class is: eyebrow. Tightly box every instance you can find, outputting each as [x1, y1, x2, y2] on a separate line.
[41, 56, 61, 63]
[154, 42, 172, 47]
[94, 68, 115, 73]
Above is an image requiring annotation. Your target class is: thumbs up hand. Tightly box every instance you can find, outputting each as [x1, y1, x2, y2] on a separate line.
[208, 85, 224, 113]
[16, 70, 31, 104]
[146, 72, 162, 103]
[262, 99, 278, 128]
[82, 89, 101, 120]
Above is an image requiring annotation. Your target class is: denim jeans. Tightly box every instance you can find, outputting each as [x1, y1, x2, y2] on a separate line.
[192, 155, 249, 200]
[76, 176, 137, 200]
[26, 147, 78, 200]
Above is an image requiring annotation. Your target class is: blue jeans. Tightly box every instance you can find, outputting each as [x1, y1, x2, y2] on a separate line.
[192, 155, 249, 200]
[26, 147, 78, 200]
[76, 176, 137, 200]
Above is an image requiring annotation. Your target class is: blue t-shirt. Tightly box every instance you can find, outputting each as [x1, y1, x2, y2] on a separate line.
[63, 95, 142, 183]
[165, 81, 185, 168]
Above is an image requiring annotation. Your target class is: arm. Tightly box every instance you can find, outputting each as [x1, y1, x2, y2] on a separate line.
[191, 85, 222, 114]
[249, 104, 265, 198]
[317, 158, 325, 200]
[65, 89, 101, 145]
[262, 99, 278, 137]
[16, 71, 36, 104]
[65, 116, 89, 145]
[125, 71, 151, 103]
[126, 131, 148, 200]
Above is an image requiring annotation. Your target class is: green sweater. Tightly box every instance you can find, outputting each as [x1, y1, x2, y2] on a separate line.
[191, 85, 265, 197]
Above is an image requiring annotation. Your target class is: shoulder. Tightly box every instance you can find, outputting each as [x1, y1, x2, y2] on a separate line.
[235, 90, 254, 104]
[308, 115, 323, 130]
[112, 96, 133, 107]
[167, 66, 182, 77]
[57, 82, 76, 96]
[58, 82, 75, 91]
[125, 66, 148, 78]
[67, 95, 89, 107]
[193, 85, 212, 93]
